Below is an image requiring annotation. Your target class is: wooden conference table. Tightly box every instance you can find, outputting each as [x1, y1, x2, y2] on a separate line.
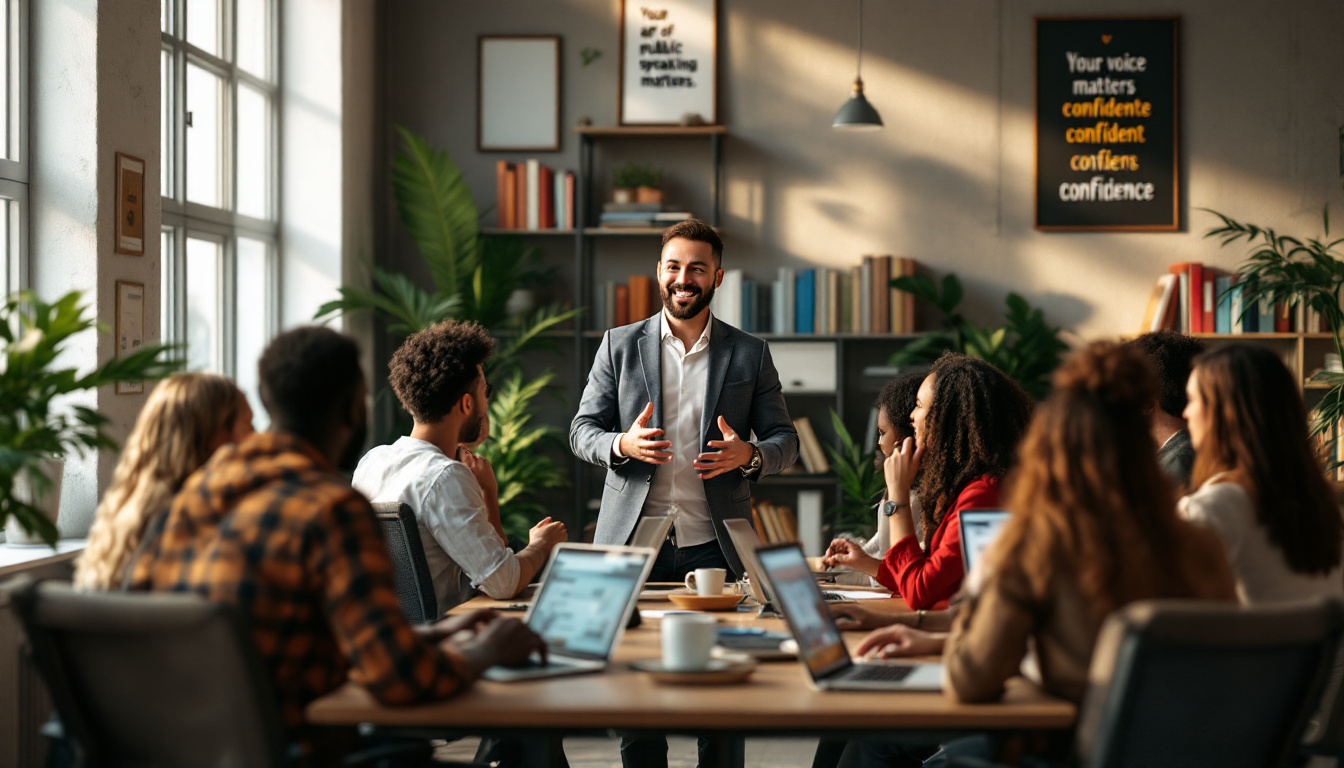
[308, 587, 1076, 767]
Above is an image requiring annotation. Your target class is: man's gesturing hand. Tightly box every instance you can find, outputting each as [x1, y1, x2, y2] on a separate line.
[694, 415, 754, 479]
[618, 401, 672, 464]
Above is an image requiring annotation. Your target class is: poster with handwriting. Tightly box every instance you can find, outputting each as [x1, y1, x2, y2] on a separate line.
[620, 0, 718, 125]
[1036, 18, 1179, 230]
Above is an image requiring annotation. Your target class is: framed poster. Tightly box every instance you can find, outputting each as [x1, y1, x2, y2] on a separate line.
[115, 281, 145, 395]
[619, 0, 718, 125]
[478, 36, 561, 152]
[115, 153, 146, 254]
[1035, 18, 1179, 231]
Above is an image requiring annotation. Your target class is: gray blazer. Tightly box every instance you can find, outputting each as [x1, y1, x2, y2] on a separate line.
[569, 315, 799, 575]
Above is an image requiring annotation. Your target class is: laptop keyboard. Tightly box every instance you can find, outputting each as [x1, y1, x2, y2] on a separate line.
[820, 591, 848, 602]
[844, 664, 914, 683]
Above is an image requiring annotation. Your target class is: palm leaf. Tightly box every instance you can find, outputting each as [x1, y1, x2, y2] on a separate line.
[391, 125, 479, 298]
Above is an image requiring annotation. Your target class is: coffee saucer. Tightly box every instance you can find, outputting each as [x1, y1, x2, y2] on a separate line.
[630, 657, 757, 685]
[665, 591, 744, 611]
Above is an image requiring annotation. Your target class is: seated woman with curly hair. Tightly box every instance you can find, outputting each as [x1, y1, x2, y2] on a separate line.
[823, 354, 1034, 609]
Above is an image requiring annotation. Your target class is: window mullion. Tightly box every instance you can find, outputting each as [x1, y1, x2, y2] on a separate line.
[223, 235, 237, 378]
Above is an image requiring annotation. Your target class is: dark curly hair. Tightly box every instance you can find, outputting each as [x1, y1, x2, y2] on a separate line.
[915, 354, 1034, 548]
[259, 326, 362, 445]
[878, 372, 923, 443]
[661, 218, 723, 265]
[388, 321, 494, 423]
[1125, 330, 1205, 418]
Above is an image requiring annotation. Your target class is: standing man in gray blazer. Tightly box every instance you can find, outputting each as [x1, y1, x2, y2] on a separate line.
[571, 219, 798, 582]
[571, 219, 798, 768]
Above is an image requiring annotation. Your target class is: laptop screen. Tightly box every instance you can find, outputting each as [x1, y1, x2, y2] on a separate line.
[526, 547, 651, 660]
[723, 518, 773, 605]
[755, 545, 851, 681]
[959, 509, 1011, 575]
[630, 514, 675, 550]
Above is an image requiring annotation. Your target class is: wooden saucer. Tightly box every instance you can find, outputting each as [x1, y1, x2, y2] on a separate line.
[666, 591, 744, 611]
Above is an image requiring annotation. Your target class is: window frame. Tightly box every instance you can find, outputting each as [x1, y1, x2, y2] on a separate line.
[0, 0, 28, 295]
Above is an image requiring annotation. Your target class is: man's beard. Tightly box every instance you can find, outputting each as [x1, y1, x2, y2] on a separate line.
[661, 280, 716, 320]
[460, 406, 485, 445]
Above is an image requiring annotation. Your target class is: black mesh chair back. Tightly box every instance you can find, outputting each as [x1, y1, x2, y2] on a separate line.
[1075, 597, 1344, 768]
[373, 501, 438, 624]
[7, 575, 286, 768]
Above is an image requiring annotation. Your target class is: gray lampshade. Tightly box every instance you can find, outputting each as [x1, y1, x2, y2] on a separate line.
[832, 79, 883, 131]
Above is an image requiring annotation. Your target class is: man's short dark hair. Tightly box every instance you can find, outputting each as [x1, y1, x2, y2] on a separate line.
[259, 326, 363, 443]
[388, 320, 495, 423]
[661, 219, 723, 265]
[1126, 330, 1206, 418]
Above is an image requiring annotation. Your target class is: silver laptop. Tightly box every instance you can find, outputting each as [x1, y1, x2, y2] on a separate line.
[755, 543, 944, 691]
[723, 518, 853, 615]
[630, 513, 677, 550]
[958, 509, 1010, 575]
[482, 544, 654, 682]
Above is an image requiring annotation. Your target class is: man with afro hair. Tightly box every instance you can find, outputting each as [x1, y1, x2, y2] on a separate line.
[354, 320, 566, 612]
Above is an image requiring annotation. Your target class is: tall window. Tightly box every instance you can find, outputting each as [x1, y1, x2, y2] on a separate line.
[161, 0, 277, 416]
[0, 0, 27, 296]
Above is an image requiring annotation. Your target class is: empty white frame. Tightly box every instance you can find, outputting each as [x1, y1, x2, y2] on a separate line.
[478, 36, 560, 152]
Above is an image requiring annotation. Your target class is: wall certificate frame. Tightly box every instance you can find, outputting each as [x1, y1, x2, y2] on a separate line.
[478, 36, 561, 152]
[115, 152, 146, 254]
[1035, 17, 1179, 231]
[619, 0, 718, 126]
[114, 280, 145, 395]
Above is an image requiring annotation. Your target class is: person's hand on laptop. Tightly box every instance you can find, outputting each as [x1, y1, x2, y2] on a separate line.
[416, 607, 499, 643]
[829, 603, 899, 631]
[856, 625, 946, 660]
[822, 539, 881, 576]
[454, 615, 548, 674]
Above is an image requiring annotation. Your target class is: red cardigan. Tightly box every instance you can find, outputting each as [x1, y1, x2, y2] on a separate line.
[875, 475, 1001, 610]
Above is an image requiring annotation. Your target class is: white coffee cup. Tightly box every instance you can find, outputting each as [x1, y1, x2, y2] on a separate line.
[683, 567, 726, 596]
[661, 613, 718, 671]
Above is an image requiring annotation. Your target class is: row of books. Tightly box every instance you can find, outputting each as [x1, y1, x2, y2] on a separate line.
[708, 256, 919, 335]
[792, 417, 831, 474]
[593, 276, 659, 328]
[598, 202, 694, 229]
[753, 492, 825, 555]
[494, 160, 576, 231]
[1140, 263, 1329, 334]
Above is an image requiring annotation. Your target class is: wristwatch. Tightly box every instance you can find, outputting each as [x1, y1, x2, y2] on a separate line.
[741, 444, 762, 477]
[882, 500, 910, 517]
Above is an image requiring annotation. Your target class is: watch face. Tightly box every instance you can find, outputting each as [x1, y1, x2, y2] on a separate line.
[882, 501, 897, 517]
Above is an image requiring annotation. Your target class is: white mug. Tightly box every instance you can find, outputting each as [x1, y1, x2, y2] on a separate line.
[683, 567, 726, 597]
[661, 613, 718, 671]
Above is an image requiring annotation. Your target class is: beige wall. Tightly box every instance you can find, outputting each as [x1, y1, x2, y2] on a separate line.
[381, 0, 1344, 338]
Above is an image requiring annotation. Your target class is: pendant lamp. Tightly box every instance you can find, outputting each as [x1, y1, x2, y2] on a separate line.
[832, 0, 883, 131]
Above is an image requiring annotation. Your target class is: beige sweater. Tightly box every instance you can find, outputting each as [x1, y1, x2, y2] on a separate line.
[942, 523, 1237, 704]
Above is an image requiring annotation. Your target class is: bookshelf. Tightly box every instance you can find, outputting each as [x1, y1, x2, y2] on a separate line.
[1182, 332, 1340, 396]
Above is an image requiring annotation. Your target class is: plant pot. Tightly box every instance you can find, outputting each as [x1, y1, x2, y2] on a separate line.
[612, 188, 635, 204]
[4, 457, 65, 547]
[505, 288, 536, 318]
[636, 186, 663, 205]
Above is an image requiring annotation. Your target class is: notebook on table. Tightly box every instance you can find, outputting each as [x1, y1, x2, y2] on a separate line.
[958, 509, 1011, 576]
[754, 543, 943, 691]
[723, 518, 853, 616]
[482, 544, 654, 682]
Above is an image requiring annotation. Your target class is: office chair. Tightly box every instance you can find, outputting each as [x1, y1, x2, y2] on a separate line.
[373, 502, 438, 624]
[946, 597, 1344, 768]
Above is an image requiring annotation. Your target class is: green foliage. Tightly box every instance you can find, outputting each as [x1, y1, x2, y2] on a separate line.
[887, 272, 1068, 400]
[612, 162, 663, 189]
[476, 370, 569, 540]
[580, 47, 603, 67]
[0, 291, 180, 544]
[313, 125, 581, 529]
[1203, 206, 1344, 463]
[823, 409, 885, 539]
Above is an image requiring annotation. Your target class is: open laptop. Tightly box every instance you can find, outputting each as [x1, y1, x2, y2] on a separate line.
[630, 513, 677, 550]
[958, 509, 1011, 576]
[723, 518, 853, 615]
[755, 543, 943, 691]
[482, 544, 654, 682]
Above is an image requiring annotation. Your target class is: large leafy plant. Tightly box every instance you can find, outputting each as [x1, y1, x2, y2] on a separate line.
[476, 371, 569, 539]
[315, 126, 580, 531]
[0, 291, 179, 544]
[1204, 206, 1344, 457]
[887, 273, 1068, 400]
[823, 409, 885, 539]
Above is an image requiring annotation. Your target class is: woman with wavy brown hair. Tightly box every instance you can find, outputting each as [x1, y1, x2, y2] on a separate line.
[75, 372, 253, 590]
[1179, 344, 1344, 605]
[824, 354, 1034, 609]
[938, 341, 1236, 706]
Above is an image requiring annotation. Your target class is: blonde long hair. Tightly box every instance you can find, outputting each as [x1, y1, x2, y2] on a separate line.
[75, 373, 243, 589]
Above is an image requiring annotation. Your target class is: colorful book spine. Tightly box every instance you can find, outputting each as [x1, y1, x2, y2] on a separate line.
[1214, 276, 1231, 334]
[795, 269, 816, 335]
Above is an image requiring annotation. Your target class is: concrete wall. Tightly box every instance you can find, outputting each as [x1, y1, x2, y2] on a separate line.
[380, 0, 1344, 338]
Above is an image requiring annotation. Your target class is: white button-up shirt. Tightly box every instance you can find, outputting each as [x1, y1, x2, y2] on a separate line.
[614, 311, 716, 547]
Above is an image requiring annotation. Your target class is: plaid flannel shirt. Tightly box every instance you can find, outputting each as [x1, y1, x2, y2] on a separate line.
[129, 431, 469, 729]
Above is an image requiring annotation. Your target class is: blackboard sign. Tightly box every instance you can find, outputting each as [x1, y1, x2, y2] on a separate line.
[1036, 18, 1179, 231]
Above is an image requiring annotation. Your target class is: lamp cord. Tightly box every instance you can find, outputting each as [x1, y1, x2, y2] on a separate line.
[856, 0, 864, 80]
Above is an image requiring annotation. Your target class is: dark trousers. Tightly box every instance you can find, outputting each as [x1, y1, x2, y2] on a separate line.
[621, 538, 734, 768]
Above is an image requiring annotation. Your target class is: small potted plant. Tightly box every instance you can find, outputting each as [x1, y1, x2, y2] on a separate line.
[611, 162, 664, 205]
[0, 290, 179, 546]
